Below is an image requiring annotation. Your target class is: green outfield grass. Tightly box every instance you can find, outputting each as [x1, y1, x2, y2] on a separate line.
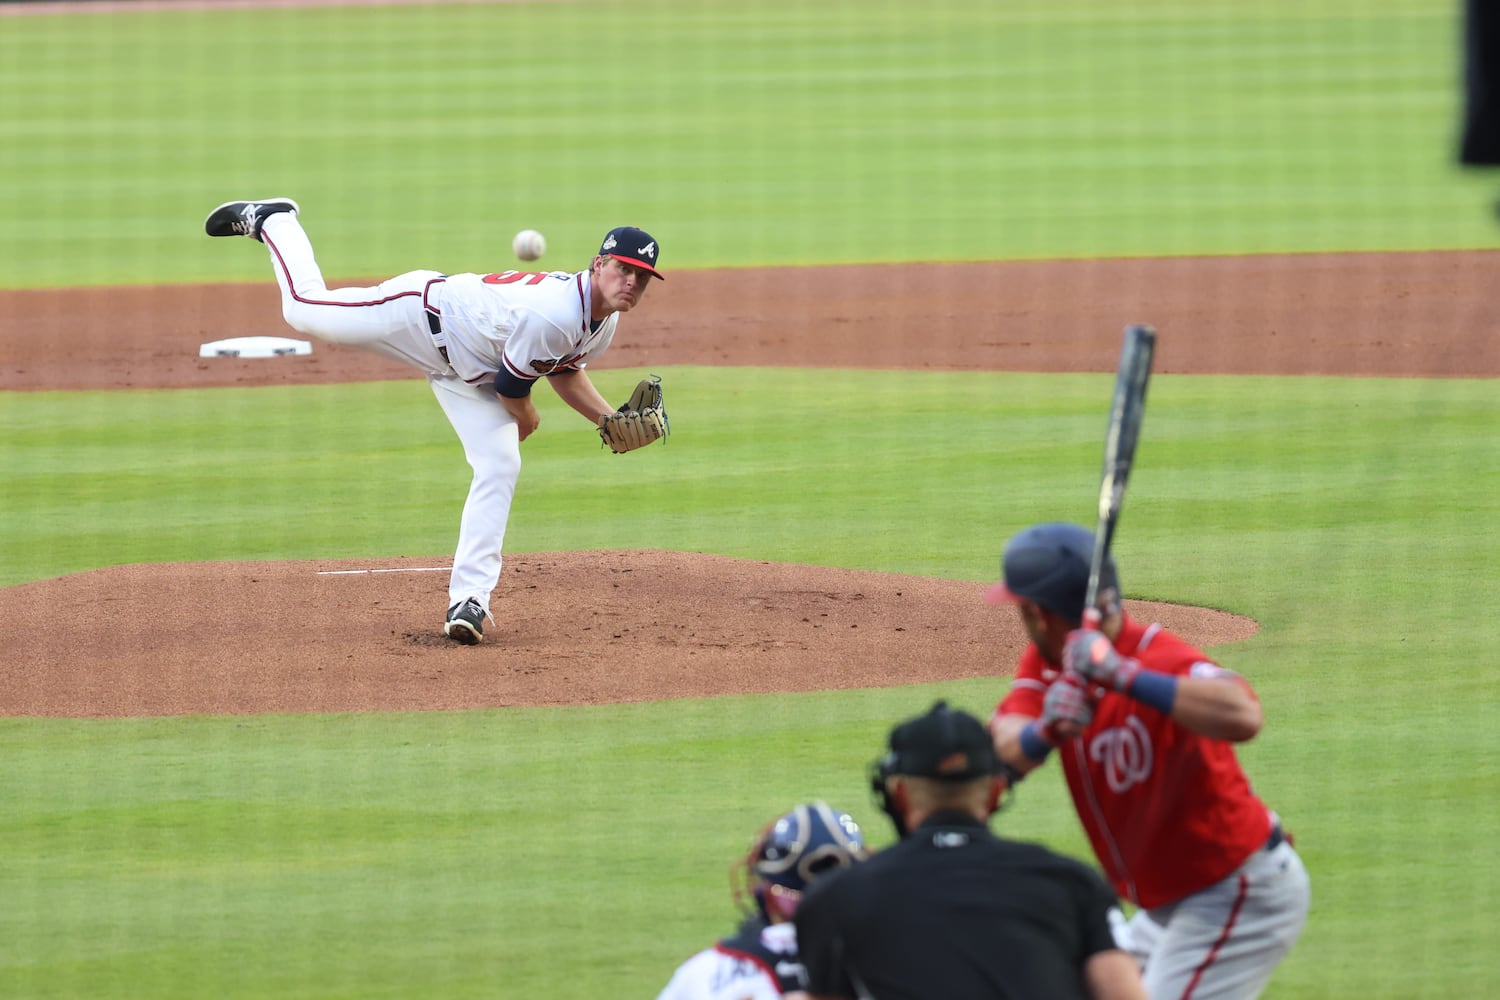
[0, 0, 1491, 288]
[4, 369, 1500, 996]
[2, 0, 1497, 996]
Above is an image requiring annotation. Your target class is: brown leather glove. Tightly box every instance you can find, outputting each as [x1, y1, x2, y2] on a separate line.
[598, 375, 668, 453]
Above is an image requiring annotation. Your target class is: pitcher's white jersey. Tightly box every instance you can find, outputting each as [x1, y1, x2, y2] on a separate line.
[657, 920, 807, 1000]
[435, 270, 619, 388]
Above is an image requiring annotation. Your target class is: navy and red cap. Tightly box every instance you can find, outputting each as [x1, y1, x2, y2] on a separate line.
[599, 226, 664, 280]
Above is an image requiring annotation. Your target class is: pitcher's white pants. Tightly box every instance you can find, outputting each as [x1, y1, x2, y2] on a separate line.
[259, 212, 519, 619]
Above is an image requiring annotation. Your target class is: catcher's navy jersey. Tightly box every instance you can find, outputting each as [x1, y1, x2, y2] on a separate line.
[656, 917, 806, 999]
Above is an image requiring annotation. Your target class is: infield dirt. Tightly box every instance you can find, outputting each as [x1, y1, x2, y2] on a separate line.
[2, 250, 1494, 717]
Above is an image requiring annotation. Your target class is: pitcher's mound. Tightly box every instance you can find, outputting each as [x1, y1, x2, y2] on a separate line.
[0, 551, 1256, 718]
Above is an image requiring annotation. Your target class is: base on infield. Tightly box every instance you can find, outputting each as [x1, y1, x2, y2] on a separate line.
[199, 336, 312, 359]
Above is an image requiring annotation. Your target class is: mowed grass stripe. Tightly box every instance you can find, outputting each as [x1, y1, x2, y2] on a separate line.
[0, 0, 1483, 288]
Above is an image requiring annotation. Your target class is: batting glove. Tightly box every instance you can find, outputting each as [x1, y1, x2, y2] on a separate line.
[1063, 629, 1142, 692]
[1040, 670, 1095, 744]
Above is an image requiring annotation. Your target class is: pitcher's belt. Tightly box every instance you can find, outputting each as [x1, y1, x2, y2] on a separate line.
[425, 310, 449, 364]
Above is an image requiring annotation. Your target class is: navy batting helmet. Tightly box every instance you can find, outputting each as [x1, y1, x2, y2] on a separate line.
[736, 801, 867, 921]
[984, 521, 1120, 625]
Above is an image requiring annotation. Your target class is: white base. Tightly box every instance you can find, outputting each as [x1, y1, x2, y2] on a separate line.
[199, 336, 313, 359]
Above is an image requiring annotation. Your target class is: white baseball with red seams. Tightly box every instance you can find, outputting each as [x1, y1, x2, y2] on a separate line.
[512, 229, 546, 261]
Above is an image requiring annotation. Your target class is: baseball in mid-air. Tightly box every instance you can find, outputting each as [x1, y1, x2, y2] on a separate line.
[512, 229, 546, 261]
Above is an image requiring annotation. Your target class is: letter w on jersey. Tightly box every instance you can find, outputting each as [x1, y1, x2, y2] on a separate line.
[1088, 717, 1154, 794]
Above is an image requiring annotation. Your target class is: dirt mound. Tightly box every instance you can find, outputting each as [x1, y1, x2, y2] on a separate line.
[0, 552, 1255, 718]
[4, 250, 1489, 717]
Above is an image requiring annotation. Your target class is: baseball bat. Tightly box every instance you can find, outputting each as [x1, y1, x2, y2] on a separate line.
[1081, 323, 1157, 629]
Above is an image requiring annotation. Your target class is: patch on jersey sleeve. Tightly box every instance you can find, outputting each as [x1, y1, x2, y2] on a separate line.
[528, 351, 586, 374]
[1189, 660, 1237, 680]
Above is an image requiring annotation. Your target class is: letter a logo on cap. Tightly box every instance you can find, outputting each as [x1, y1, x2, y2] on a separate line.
[598, 226, 665, 279]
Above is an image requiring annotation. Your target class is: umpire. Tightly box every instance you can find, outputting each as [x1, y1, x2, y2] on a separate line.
[794, 701, 1146, 1000]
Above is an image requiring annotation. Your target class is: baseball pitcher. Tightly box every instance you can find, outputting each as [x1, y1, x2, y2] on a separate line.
[204, 198, 668, 644]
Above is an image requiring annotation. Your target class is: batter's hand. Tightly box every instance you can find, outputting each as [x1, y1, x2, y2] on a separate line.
[1063, 629, 1141, 692]
[1041, 671, 1095, 743]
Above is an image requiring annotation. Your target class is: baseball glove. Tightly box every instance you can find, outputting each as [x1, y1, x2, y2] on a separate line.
[598, 375, 669, 453]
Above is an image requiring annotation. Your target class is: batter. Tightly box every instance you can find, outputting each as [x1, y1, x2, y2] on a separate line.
[204, 198, 663, 644]
[987, 522, 1310, 999]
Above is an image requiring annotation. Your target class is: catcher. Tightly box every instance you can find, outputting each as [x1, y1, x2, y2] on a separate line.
[656, 801, 867, 1000]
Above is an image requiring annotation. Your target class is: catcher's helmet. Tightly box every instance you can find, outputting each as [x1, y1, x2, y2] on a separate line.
[735, 801, 867, 921]
[984, 521, 1120, 625]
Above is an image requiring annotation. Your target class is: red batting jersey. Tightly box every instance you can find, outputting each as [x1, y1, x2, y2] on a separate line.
[998, 615, 1273, 909]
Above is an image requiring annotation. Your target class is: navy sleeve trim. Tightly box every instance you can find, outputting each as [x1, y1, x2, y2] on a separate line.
[493, 368, 536, 399]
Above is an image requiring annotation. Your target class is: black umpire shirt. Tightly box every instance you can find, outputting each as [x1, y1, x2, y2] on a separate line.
[794, 811, 1122, 1000]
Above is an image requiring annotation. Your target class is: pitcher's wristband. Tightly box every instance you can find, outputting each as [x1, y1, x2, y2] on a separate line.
[1127, 671, 1179, 715]
[1019, 721, 1054, 763]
